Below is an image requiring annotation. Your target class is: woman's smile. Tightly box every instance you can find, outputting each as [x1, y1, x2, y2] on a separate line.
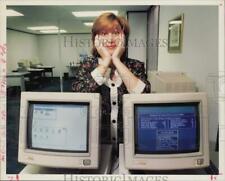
[106, 44, 116, 49]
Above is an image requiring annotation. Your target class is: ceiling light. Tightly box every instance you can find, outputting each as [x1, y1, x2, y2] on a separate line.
[7, 9, 24, 17]
[40, 29, 67, 34]
[83, 22, 93, 27]
[27, 26, 58, 31]
[72, 10, 118, 17]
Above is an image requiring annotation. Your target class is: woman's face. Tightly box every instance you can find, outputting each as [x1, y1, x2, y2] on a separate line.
[98, 22, 123, 55]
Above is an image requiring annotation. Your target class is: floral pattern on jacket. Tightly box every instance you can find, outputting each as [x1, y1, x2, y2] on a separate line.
[72, 56, 151, 143]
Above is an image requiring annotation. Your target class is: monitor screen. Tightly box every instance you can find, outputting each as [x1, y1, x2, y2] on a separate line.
[27, 102, 89, 152]
[134, 103, 200, 154]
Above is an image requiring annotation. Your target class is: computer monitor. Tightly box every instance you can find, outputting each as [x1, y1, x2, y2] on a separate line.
[123, 92, 209, 170]
[148, 71, 196, 93]
[18, 92, 101, 169]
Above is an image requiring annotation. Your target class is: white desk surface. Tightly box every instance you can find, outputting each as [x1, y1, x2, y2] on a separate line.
[27, 68, 44, 71]
[7, 72, 30, 77]
[35, 65, 55, 69]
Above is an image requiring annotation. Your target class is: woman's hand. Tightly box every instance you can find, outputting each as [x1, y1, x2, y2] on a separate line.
[95, 35, 111, 67]
[112, 33, 125, 63]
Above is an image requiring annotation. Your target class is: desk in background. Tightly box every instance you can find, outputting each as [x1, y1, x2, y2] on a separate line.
[33, 65, 55, 77]
[7, 72, 30, 91]
[22, 68, 44, 79]
[12, 68, 45, 89]
[26, 67, 44, 75]
[13, 68, 44, 77]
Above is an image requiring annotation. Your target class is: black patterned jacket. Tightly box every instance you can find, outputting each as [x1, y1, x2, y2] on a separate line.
[72, 56, 151, 143]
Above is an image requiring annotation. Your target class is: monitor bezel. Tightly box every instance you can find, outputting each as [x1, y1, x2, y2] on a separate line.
[123, 92, 209, 170]
[18, 92, 100, 169]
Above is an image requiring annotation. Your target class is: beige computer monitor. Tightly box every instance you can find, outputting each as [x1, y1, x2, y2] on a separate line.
[148, 71, 196, 93]
[18, 92, 101, 169]
[123, 92, 209, 170]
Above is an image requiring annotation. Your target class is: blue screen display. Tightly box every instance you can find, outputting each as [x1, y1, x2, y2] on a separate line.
[135, 103, 199, 154]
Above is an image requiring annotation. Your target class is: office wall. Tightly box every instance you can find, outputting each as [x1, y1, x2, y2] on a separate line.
[128, 12, 147, 65]
[147, 6, 160, 71]
[37, 33, 92, 77]
[157, 6, 218, 142]
[7, 31, 91, 77]
[7, 29, 39, 72]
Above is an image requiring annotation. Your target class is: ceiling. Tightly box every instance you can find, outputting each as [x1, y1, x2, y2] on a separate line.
[7, 5, 150, 34]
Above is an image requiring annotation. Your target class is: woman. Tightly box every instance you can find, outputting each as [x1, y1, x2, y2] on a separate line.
[72, 12, 151, 145]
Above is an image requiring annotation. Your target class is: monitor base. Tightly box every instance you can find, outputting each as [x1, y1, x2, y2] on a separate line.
[119, 144, 217, 175]
[20, 144, 112, 174]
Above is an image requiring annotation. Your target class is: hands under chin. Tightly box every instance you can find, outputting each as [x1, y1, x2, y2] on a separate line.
[95, 35, 112, 67]
[112, 34, 125, 65]
[95, 33, 125, 67]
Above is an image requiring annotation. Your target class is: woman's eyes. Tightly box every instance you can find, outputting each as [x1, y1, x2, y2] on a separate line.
[99, 31, 120, 36]
[113, 31, 120, 35]
[100, 32, 107, 35]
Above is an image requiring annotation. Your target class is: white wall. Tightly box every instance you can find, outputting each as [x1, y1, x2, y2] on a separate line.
[38, 34, 91, 77]
[7, 31, 92, 77]
[147, 6, 160, 71]
[158, 6, 218, 142]
[7, 29, 39, 72]
[128, 12, 147, 64]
